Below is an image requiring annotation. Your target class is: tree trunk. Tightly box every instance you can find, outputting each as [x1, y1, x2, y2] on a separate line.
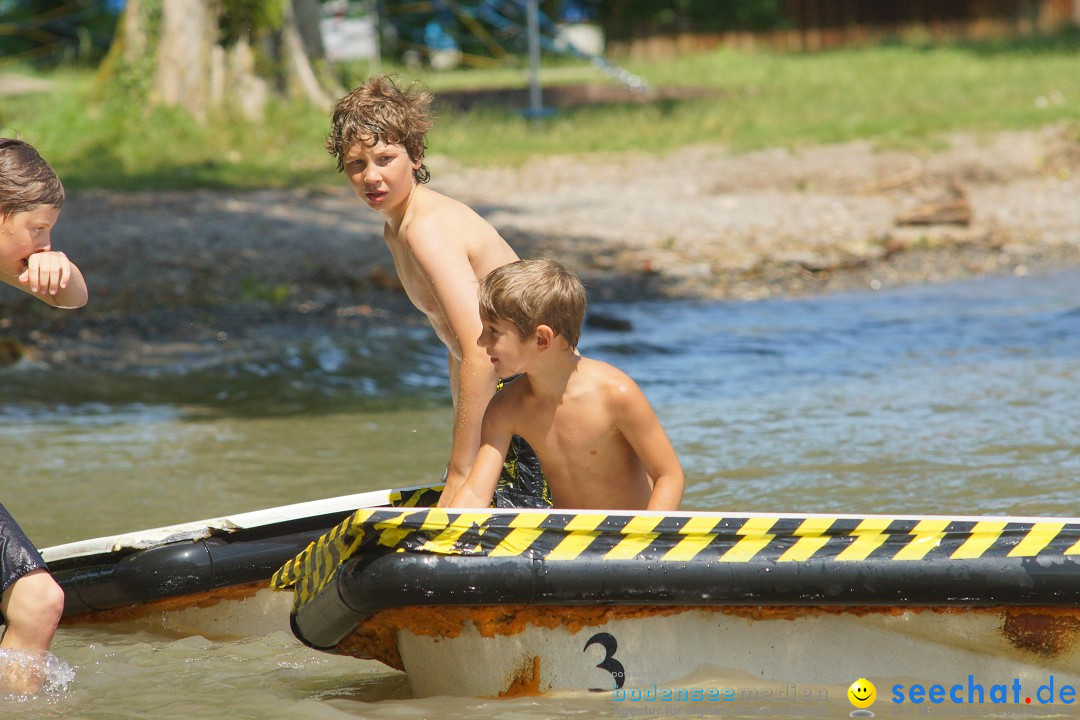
[153, 0, 218, 121]
[101, 0, 339, 121]
[281, 0, 338, 110]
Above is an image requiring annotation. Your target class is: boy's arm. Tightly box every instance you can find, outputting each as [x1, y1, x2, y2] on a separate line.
[611, 377, 684, 511]
[441, 346, 497, 502]
[445, 397, 515, 508]
[2, 251, 88, 308]
[405, 230, 497, 504]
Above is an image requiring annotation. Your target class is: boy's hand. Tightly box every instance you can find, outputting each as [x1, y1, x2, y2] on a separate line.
[20, 251, 72, 296]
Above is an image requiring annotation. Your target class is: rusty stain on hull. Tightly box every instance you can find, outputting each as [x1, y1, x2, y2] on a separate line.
[336, 603, 1080, 672]
[1002, 608, 1080, 658]
[61, 581, 266, 626]
[337, 603, 695, 670]
[499, 655, 542, 697]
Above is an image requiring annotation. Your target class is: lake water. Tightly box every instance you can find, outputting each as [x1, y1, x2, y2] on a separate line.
[2, 267, 1078, 718]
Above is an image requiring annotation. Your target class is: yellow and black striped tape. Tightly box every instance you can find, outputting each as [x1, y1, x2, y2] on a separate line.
[271, 508, 1080, 611]
[270, 485, 441, 601]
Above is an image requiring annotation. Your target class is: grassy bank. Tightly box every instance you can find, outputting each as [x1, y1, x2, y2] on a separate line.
[2, 30, 1079, 191]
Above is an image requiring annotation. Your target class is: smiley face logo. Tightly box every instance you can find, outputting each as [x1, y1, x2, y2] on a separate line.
[848, 677, 877, 709]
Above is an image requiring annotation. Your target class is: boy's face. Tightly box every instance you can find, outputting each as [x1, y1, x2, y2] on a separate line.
[478, 315, 532, 376]
[0, 205, 60, 277]
[343, 137, 422, 214]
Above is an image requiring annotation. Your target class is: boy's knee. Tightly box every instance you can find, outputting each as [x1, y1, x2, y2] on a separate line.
[38, 576, 65, 625]
[6, 571, 64, 630]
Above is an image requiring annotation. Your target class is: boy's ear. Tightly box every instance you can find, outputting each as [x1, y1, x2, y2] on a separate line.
[534, 324, 555, 351]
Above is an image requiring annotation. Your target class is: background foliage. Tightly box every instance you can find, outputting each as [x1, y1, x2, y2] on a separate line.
[595, 0, 784, 41]
[0, 0, 122, 65]
[2, 2, 1077, 190]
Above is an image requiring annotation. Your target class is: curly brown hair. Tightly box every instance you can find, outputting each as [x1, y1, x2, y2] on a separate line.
[326, 76, 434, 183]
[0, 138, 64, 219]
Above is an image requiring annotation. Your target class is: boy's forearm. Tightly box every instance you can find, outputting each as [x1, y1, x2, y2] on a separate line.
[647, 473, 684, 512]
[13, 263, 89, 308]
[49, 265, 88, 308]
[438, 406, 475, 506]
[446, 444, 505, 508]
[445, 354, 497, 481]
[438, 354, 496, 507]
[438, 468, 468, 507]
[447, 484, 489, 509]
[447, 466, 499, 508]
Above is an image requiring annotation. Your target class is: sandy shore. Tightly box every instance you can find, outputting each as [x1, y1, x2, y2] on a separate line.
[2, 123, 1078, 369]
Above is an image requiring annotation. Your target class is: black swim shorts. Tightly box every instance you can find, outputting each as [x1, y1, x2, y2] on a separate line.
[1, 502, 49, 610]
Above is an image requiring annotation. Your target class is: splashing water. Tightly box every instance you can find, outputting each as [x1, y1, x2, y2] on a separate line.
[0, 648, 75, 701]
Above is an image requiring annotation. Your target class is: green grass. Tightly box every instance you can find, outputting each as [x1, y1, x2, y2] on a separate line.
[1, 67, 334, 190]
[2, 30, 1079, 190]
[428, 40, 1080, 162]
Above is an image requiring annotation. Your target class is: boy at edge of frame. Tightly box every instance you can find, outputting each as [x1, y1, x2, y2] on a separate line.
[1, 137, 88, 695]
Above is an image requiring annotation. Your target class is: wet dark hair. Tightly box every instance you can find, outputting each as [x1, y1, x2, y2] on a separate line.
[479, 259, 587, 349]
[0, 138, 64, 219]
[326, 76, 433, 183]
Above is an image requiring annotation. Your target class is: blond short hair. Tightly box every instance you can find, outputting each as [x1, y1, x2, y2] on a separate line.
[326, 76, 433, 182]
[0, 138, 64, 219]
[479, 259, 586, 349]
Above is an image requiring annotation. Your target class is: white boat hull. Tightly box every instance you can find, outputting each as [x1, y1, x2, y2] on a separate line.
[389, 605, 1080, 697]
[65, 584, 295, 639]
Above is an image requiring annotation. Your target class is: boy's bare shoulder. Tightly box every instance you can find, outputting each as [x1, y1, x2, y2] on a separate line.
[413, 187, 481, 223]
[579, 357, 643, 406]
[579, 356, 636, 384]
[400, 190, 478, 247]
[487, 375, 529, 417]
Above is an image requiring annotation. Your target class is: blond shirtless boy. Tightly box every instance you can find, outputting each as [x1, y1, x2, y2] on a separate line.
[327, 77, 548, 507]
[447, 259, 684, 511]
[1, 138, 86, 694]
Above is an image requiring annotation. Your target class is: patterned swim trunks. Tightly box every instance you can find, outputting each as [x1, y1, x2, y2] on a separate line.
[491, 376, 552, 509]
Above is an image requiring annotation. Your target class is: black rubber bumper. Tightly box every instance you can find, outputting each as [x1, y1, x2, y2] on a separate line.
[291, 549, 1080, 651]
[52, 515, 355, 616]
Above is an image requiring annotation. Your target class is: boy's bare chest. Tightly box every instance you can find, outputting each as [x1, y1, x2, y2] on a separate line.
[385, 242, 439, 314]
[519, 396, 619, 455]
